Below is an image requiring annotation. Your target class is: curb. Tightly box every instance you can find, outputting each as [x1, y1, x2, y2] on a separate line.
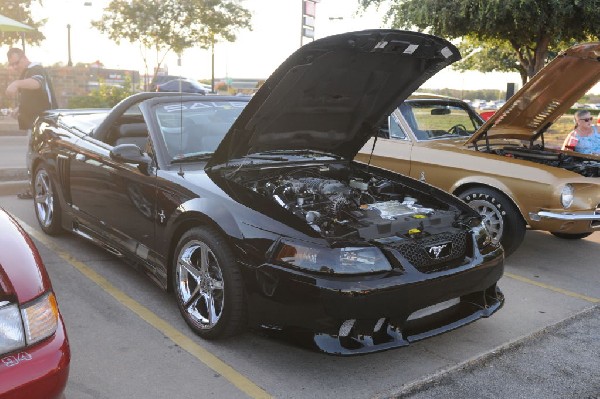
[0, 167, 28, 181]
[0, 180, 29, 196]
[0, 167, 29, 196]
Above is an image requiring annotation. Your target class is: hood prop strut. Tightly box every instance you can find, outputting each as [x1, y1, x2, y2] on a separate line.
[366, 132, 380, 173]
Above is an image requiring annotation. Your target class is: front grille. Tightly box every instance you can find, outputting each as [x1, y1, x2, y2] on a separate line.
[387, 231, 468, 273]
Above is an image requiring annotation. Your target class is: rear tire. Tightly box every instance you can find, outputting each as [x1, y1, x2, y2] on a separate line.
[33, 165, 63, 235]
[551, 232, 593, 240]
[172, 227, 246, 339]
[459, 187, 525, 257]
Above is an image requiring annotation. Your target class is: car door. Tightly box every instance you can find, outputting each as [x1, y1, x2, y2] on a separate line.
[402, 100, 483, 190]
[68, 119, 158, 262]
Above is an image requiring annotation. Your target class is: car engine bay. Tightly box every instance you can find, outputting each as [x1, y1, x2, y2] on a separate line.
[483, 145, 600, 177]
[233, 163, 467, 242]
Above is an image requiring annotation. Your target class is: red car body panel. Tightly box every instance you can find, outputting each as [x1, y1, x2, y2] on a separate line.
[0, 209, 70, 399]
[0, 316, 70, 399]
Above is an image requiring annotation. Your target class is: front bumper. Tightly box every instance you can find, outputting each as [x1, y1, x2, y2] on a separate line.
[245, 245, 504, 355]
[530, 210, 600, 222]
[0, 315, 70, 399]
[529, 209, 600, 232]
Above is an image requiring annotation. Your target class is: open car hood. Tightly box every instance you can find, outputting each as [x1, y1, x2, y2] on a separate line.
[466, 42, 600, 145]
[208, 30, 460, 167]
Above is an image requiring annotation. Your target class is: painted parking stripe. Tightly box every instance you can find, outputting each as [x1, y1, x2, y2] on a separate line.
[505, 272, 600, 303]
[17, 218, 272, 399]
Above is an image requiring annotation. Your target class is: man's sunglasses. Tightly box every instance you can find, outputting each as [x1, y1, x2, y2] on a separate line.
[579, 117, 594, 122]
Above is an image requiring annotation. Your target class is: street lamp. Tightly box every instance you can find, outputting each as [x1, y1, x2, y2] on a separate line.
[65, 2, 92, 67]
[67, 24, 72, 66]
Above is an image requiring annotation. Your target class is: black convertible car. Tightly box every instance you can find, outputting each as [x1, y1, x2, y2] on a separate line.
[29, 30, 504, 355]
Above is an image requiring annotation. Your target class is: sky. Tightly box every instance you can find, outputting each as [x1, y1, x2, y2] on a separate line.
[21, 0, 523, 92]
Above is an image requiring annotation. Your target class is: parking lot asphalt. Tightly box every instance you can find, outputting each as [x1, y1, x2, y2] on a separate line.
[0, 126, 599, 398]
[395, 306, 600, 399]
[1, 192, 598, 399]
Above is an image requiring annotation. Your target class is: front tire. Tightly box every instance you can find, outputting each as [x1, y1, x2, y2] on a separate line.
[551, 232, 593, 240]
[172, 227, 246, 339]
[459, 187, 525, 257]
[33, 165, 63, 235]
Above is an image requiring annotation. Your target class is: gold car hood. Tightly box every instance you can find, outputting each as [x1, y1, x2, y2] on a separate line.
[466, 42, 600, 145]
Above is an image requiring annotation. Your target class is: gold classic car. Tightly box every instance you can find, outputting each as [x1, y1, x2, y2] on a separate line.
[357, 42, 600, 256]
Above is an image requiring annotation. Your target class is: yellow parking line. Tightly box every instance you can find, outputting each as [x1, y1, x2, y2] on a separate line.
[505, 272, 600, 303]
[18, 218, 272, 399]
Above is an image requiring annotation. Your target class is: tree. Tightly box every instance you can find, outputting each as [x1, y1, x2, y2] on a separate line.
[0, 0, 46, 48]
[180, 0, 252, 48]
[359, 0, 600, 85]
[91, 0, 251, 89]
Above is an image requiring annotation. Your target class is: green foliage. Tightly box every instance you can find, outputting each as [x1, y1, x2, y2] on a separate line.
[0, 0, 46, 47]
[179, 0, 253, 48]
[359, 0, 600, 84]
[91, 1, 189, 54]
[91, 0, 252, 84]
[67, 78, 133, 109]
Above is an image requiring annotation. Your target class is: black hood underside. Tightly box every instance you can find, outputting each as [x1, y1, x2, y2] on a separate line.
[208, 30, 460, 167]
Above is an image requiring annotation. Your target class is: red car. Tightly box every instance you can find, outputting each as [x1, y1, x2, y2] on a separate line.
[0, 209, 70, 399]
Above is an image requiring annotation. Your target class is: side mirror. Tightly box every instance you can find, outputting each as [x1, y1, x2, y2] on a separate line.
[110, 144, 152, 166]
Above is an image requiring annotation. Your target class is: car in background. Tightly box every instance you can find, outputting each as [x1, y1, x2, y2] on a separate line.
[155, 78, 210, 94]
[479, 110, 495, 121]
[0, 209, 70, 398]
[28, 30, 504, 355]
[357, 42, 600, 256]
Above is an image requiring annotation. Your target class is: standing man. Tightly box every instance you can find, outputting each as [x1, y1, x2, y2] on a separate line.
[5, 48, 57, 199]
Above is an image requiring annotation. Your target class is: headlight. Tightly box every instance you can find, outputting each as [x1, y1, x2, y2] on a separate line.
[0, 292, 59, 356]
[0, 302, 25, 355]
[274, 240, 392, 274]
[560, 184, 574, 209]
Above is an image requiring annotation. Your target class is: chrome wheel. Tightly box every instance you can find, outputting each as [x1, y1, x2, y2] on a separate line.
[33, 166, 62, 235]
[175, 240, 225, 330]
[34, 168, 56, 230]
[469, 199, 503, 245]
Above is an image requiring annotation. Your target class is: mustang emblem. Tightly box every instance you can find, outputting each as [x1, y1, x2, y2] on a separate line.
[427, 242, 452, 259]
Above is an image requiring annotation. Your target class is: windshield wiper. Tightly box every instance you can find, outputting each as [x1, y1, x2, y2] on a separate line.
[246, 154, 289, 161]
[171, 153, 213, 164]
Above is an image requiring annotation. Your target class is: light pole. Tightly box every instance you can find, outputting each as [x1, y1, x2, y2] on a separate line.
[211, 34, 215, 93]
[67, 24, 73, 66]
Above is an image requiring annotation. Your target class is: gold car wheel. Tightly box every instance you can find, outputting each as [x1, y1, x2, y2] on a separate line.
[459, 187, 526, 257]
[469, 199, 503, 245]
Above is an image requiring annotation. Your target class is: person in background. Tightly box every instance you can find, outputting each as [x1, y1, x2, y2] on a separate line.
[561, 110, 600, 155]
[4, 48, 57, 199]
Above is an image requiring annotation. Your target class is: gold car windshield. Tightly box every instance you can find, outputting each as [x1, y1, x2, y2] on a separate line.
[399, 101, 482, 141]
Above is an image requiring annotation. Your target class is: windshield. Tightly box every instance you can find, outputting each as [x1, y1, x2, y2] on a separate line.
[153, 100, 247, 162]
[59, 112, 108, 135]
[399, 100, 483, 140]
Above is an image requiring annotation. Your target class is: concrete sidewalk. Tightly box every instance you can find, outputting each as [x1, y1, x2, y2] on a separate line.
[0, 125, 29, 195]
